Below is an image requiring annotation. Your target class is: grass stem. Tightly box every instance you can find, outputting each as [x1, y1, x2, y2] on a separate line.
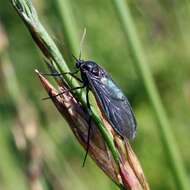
[112, 0, 189, 189]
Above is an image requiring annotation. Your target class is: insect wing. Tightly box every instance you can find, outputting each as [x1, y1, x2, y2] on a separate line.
[86, 72, 137, 139]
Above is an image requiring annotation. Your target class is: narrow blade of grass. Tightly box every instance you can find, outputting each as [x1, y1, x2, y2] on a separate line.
[111, 0, 189, 189]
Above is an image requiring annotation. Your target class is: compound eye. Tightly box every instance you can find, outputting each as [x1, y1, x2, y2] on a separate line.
[76, 60, 84, 68]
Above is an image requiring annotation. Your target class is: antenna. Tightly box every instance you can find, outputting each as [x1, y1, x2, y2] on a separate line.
[71, 54, 78, 61]
[79, 28, 86, 60]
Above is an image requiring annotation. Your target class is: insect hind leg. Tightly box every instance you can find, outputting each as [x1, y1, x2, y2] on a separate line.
[82, 87, 92, 167]
[42, 85, 85, 100]
[41, 70, 83, 83]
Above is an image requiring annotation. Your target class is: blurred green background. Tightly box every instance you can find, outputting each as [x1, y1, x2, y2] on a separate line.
[0, 0, 190, 189]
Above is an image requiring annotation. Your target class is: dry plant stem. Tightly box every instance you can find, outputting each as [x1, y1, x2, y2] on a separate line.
[37, 71, 149, 190]
[36, 71, 118, 182]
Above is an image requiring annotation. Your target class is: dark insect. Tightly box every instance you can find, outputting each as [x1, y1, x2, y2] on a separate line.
[44, 58, 137, 166]
[73, 59, 137, 140]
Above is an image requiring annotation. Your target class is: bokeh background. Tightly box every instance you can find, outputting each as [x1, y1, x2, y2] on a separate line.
[0, 0, 190, 190]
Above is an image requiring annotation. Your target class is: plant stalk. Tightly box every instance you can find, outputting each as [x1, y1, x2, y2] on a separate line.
[111, 0, 189, 189]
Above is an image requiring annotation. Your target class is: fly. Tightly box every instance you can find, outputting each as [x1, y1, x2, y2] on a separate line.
[73, 58, 137, 140]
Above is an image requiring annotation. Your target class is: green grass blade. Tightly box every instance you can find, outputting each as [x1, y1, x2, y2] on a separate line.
[111, 0, 190, 190]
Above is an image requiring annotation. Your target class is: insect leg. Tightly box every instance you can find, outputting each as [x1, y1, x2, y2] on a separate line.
[41, 70, 83, 83]
[67, 72, 83, 83]
[42, 85, 85, 100]
[82, 87, 92, 167]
